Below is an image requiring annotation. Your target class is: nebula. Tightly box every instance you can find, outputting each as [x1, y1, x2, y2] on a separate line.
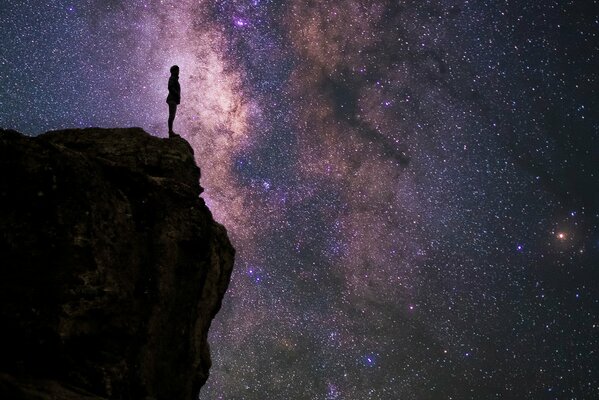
[0, 0, 597, 398]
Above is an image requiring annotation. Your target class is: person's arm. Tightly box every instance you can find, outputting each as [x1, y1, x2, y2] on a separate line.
[168, 77, 176, 94]
[174, 80, 181, 97]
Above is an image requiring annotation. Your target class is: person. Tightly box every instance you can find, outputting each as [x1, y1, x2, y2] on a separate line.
[166, 65, 181, 137]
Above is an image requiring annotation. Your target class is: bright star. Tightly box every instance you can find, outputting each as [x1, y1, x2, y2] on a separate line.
[234, 18, 248, 27]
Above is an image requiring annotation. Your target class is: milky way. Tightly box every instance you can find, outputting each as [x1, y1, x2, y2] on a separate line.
[1, 0, 598, 398]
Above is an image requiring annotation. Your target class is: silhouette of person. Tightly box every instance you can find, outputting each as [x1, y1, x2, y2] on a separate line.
[166, 65, 180, 138]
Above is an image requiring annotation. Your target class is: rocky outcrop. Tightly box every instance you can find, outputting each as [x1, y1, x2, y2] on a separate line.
[0, 128, 235, 400]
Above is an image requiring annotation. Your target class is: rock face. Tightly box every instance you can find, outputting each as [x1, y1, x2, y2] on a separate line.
[0, 128, 235, 400]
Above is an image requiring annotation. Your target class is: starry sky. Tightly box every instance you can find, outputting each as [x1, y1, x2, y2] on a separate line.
[1, 0, 598, 398]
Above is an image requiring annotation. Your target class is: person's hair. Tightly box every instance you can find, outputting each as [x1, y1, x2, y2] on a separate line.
[170, 65, 179, 74]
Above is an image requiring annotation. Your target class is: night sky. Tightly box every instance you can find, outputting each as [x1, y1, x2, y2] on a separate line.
[1, 1, 598, 399]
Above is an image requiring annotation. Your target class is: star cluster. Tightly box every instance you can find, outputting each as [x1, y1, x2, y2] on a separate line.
[1, 0, 598, 398]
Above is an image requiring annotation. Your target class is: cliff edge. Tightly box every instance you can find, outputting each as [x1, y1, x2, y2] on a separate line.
[0, 128, 235, 400]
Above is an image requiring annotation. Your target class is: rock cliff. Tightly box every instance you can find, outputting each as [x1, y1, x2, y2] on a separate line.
[0, 128, 235, 400]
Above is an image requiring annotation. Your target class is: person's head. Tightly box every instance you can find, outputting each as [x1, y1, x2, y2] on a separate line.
[170, 65, 179, 77]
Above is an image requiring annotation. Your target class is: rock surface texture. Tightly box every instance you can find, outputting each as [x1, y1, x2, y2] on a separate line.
[0, 128, 235, 400]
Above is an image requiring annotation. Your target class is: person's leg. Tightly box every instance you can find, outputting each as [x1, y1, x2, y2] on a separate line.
[168, 103, 177, 135]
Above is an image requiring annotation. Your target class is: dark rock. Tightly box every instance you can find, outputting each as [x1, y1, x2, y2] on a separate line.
[0, 128, 235, 400]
